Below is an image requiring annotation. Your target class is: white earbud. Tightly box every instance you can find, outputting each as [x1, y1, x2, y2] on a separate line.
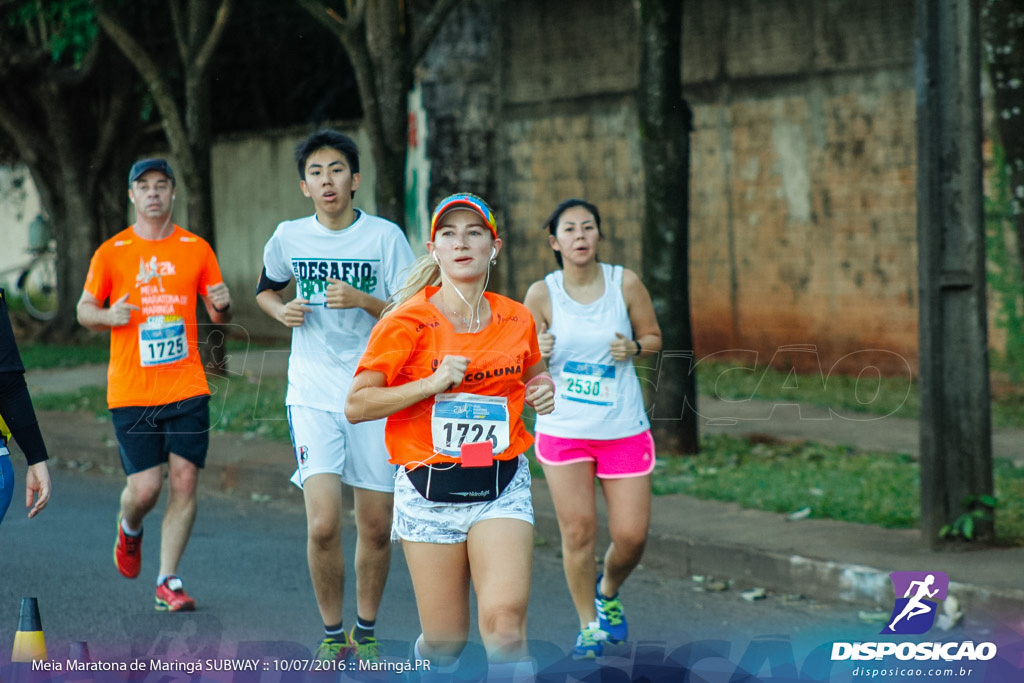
[432, 252, 439, 263]
[490, 247, 497, 259]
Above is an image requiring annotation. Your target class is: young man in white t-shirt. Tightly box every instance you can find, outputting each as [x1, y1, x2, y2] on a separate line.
[256, 130, 415, 662]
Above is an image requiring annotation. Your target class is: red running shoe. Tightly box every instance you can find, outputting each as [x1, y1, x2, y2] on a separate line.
[155, 576, 196, 612]
[113, 514, 142, 579]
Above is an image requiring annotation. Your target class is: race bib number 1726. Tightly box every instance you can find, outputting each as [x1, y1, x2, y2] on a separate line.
[430, 393, 510, 457]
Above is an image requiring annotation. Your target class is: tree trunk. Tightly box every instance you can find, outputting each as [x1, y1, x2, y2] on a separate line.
[365, 1, 411, 225]
[638, 0, 699, 455]
[184, 0, 227, 373]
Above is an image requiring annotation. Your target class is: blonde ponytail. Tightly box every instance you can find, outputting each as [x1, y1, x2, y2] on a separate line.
[383, 254, 441, 316]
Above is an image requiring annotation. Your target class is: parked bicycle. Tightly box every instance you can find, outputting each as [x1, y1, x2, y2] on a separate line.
[16, 215, 58, 321]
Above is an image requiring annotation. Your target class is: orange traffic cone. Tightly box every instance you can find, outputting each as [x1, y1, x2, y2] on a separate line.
[11, 598, 46, 662]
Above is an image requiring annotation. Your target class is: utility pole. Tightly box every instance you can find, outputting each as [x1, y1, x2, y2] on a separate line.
[638, 0, 699, 454]
[915, 0, 994, 548]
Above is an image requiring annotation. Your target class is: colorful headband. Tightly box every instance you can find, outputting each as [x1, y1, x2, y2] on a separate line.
[429, 193, 497, 241]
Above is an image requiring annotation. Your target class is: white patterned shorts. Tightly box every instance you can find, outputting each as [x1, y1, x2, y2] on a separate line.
[392, 455, 534, 544]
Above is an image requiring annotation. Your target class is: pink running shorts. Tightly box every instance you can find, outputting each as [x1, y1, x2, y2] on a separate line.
[534, 430, 656, 478]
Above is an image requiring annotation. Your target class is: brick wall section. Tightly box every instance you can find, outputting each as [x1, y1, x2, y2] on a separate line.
[432, 0, 1003, 375]
[498, 104, 645, 298]
[682, 0, 921, 374]
[494, 0, 642, 298]
[500, 0, 637, 106]
[690, 84, 920, 374]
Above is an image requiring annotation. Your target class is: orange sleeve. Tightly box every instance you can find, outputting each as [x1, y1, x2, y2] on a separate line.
[83, 245, 112, 302]
[198, 240, 224, 296]
[357, 314, 418, 384]
[525, 314, 542, 369]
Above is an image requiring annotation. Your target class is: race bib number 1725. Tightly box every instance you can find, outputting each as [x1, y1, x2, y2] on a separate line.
[138, 315, 187, 367]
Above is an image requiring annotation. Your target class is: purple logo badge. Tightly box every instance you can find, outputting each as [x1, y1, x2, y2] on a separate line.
[881, 571, 949, 635]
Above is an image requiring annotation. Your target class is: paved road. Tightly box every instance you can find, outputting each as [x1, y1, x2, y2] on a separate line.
[0, 468, 885, 680]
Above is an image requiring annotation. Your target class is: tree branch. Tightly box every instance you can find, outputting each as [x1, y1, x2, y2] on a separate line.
[411, 0, 460, 64]
[350, 0, 366, 28]
[296, 0, 347, 40]
[0, 89, 51, 167]
[50, 38, 100, 86]
[169, 0, 188, 64]
[93, 5, 189, 163]
[91, 80, 131, 185]
[191, 0, 233, 80]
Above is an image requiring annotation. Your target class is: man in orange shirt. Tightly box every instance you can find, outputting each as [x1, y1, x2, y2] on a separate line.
[77, 158, 232, 611]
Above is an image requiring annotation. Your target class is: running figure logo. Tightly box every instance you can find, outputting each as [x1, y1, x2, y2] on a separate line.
[136, 255, 170, 291]
[881, 571, 949, 635]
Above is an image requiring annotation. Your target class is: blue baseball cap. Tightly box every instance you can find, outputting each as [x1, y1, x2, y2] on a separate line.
[128, 158, 175, 186]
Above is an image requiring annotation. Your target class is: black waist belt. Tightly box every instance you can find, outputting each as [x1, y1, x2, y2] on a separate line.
[406, 457, 519, 503]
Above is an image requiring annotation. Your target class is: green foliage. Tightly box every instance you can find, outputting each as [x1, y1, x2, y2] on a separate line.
[655, 436, 1024, 546]
[30, 385, 107, 415]
[985, 143, 1024, 382]
[653, 434, 921, 529]
[207, 374, 291, 443]
[939, 494, 998, 542]
[695, 359, 1024, 429]
[20, 342, 108, 369]
[696, 359, 918, 419]
[991, 390, 1024, 429]
[9, 0, 98, 66]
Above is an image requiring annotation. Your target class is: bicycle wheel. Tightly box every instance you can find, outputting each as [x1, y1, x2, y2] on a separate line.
[20, 252, 58, 321]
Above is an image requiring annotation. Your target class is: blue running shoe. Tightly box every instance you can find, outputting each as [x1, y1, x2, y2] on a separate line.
[594, 575, 628, 643]
[572, 623, 603, 660]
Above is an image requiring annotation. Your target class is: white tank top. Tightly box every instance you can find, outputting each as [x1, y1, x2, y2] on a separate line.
[534, 263, 651, 439]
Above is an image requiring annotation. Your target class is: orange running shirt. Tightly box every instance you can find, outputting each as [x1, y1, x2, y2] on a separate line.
[83, 225, 224, 409]
[356, 286, 542, 468]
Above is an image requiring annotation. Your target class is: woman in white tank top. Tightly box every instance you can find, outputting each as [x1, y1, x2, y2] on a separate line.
[523, 199, 662, 660]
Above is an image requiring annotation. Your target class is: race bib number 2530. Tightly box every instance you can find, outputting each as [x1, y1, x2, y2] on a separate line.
[559, 361, 617, 406]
